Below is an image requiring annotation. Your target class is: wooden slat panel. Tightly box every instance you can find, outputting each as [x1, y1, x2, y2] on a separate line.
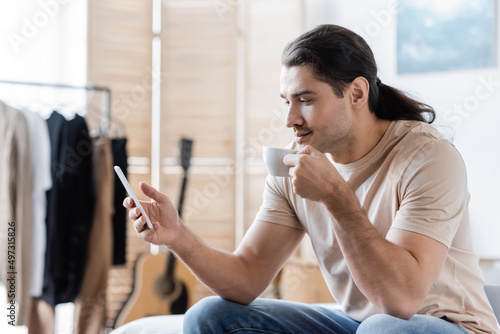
[87, 0, 153, 158]
[159, 5, 238, 291]
[244, 173, 267, 231]
[160, 6, 237, 159]
[161, 172, 236, 251]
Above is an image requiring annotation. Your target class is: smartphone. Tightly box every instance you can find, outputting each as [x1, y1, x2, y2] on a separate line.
[114, 166, 154, 229]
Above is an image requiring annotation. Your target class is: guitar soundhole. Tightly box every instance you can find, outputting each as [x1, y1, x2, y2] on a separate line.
[156, 276, 175, 297]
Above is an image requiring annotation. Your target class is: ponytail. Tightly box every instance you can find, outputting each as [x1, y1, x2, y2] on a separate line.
[375, 82, 435, 123]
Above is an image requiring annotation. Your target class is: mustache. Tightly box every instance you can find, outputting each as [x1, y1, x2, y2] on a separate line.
[294, 126, 312, 134]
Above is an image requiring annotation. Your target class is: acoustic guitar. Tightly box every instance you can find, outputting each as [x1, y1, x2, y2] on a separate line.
[114, 138, 196, 327]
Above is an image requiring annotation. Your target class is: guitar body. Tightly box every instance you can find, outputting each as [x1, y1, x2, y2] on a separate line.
[114, 251, 198, 327]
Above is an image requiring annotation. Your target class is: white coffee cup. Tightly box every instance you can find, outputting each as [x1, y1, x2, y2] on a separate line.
[263, 147, 298, 177]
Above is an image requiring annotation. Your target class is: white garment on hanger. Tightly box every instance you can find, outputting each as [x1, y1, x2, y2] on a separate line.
[20, 108, 52, 298]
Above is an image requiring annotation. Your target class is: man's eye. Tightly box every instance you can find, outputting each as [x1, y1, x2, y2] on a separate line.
[284, 100, 290, 106]
[300, 99, 310, 103]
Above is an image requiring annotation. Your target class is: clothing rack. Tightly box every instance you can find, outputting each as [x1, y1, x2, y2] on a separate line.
[0, 79, 111, 133]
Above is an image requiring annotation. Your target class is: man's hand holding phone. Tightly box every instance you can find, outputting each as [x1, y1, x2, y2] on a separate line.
[115, 166, 182, 247]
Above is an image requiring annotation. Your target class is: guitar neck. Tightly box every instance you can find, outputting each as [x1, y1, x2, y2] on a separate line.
[165, 169, 189, 279]
[164, 138, 192, 282]
[165, 251, 177, 280]
[177, 172, 188, 219]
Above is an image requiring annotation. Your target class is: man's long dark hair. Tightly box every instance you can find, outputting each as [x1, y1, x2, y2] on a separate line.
[282, 24, 435, 123]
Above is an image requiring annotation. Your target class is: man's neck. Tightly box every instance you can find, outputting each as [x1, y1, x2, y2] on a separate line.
[331, 116, 391, 164]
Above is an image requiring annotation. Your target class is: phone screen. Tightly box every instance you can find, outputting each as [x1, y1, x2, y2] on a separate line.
[114, 166, 153, 229]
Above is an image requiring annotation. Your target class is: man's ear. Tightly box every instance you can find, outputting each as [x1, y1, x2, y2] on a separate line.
[348, 76, 370, 109]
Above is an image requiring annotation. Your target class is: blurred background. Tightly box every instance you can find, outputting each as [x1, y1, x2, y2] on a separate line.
[1, 0, 499, 333]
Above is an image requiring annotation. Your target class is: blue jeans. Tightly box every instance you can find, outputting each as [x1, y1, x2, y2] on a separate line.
[183, 297, 468, 334]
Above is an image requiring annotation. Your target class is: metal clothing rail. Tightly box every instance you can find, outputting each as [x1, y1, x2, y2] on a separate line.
[0, 79, 111, 132]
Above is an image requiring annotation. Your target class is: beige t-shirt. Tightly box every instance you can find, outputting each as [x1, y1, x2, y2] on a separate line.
[255, 120, 499, 334]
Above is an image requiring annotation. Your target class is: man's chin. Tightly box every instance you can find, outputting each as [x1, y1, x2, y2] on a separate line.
[295, 142, 324, 153]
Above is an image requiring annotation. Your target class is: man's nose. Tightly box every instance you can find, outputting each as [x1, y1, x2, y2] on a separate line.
[285, 103, 303, 128]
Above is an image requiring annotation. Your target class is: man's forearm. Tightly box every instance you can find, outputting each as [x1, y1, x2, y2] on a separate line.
[168, 224, 264, 305]
[321, 185, 434, 318]
[331, 211, 424, 317]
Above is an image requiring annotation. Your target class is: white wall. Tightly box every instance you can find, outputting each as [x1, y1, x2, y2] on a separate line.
[0, 0, 88, 115]
[305, 0, 500, 259]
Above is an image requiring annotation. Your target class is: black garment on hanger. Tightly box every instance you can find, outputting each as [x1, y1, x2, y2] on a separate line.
[111, 138, 128, 265]
[42, 112, 95, 306]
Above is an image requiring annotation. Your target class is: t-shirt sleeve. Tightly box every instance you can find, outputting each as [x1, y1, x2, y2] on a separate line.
[391, 139, 469, 249]
[254, 175, 303, 230]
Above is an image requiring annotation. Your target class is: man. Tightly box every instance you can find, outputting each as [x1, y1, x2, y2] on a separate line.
[124, 25, 499, 333]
